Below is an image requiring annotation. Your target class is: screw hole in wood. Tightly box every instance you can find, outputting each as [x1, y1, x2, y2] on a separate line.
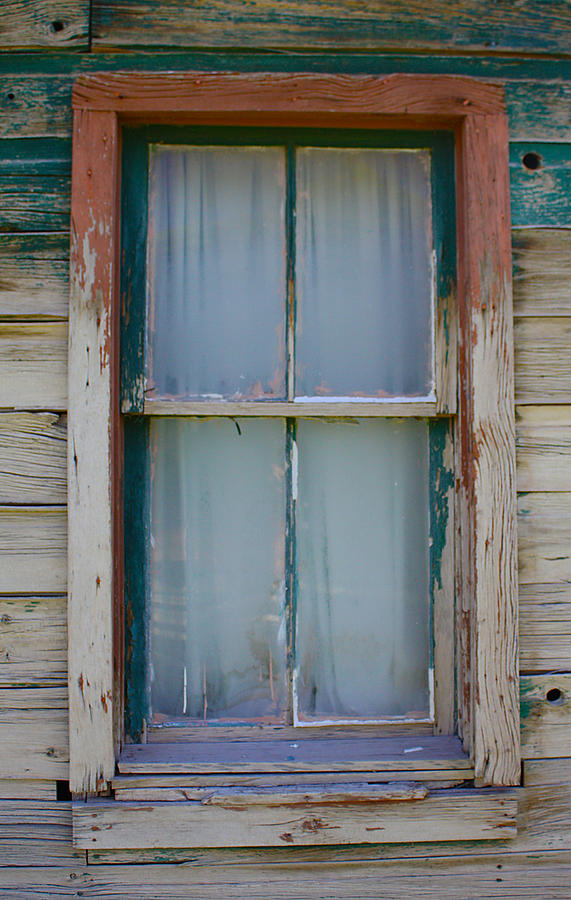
[522, 152, 542, 171]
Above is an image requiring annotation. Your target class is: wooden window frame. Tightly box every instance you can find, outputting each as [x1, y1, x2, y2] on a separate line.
[68, 73, 518, 819]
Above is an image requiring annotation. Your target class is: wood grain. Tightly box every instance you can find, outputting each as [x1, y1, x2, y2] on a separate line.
[455, 111, 519, 785]
[73, 789, 517, 849]
[517, 492, 571, 585]
[0, 233, 69, 319]
[142, 399, 438, 417]
[516, 406, 571, 492]
[520, 673, 571, 759]
[0, 799, 82, 866]
[512, 229, 571, 317]
[524, 758, 571, 787]
[2, 74, 571, 142]
[68, 109, 120, 794]
[0, 174, 70, 233]
[5, 854, 571, 898]
[0, 506, 66, 593]
[0, 1, 89, 49]
[515, 317, 571, 404]
[118, 735, 472, 775]
[72, 72, 505, 119]
[90, 0, 571, 54]
[0, 779, 56, 800]
[0, 322, 67, 411]
[0, 688, 68, 779]
[520, 582, 571, 672]
[0, 595, 67, 686]
[0, 412, 66, 504]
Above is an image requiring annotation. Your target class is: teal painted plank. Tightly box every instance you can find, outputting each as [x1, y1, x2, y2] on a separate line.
[0, 175, 70, 232]
[91, 0, 571, 55]
[0, 0, 89, 51]
[0, 139, 70, 175]
[511, 144, 571, 228]
[124, 417, 150, 742]
[0, 71, 570, 142]
[0, 50, 570, 80]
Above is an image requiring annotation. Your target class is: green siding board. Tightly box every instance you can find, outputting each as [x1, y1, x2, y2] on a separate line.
[0, 71, 570, 142]
[90, 0, 571, 55]
[0, 175, 70, 233]
[510, 144, 571, 228]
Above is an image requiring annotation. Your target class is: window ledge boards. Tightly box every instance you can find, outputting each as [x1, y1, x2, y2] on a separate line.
[72, 785, 518, 849]
[116, 733, 472, 775]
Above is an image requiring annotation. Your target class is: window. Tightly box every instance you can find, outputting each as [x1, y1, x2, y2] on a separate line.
[68, 73, 519, 846]
[121, 127, 456, 739]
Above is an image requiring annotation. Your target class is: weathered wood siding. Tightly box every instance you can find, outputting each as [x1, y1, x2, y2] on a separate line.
[1, 0, 570, 894]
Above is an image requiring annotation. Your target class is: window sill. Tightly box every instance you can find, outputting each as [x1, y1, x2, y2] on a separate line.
[71, 734, 517, 849]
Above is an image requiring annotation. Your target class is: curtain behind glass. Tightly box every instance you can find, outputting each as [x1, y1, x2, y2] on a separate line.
[148, 146, 287, 400]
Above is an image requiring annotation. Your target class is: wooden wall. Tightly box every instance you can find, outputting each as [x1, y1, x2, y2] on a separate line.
[1, 1, 571, 895]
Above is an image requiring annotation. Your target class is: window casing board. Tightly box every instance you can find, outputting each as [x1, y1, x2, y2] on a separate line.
[68, 72, 519, 847]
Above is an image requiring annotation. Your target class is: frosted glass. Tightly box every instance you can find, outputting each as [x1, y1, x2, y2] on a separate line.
[149, 418, 287, 722]
[295, 419, 430, 721]
[148, 146, 286, 399]
[296, 149, 433, 398]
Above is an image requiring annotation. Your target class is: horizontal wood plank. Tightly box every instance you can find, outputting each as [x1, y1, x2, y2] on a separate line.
[520, 583, 571, 672]
[516, 406, 571, 492]
[515, 318, 571, 404]
[0, 322, 67, 410]
[1, 73, 570, 142]
[0, 689, 68, 779]
[517, 493, 571, 585]
[0, 506, 66, 593]
[142, 399, 438, 417]
[0, 779, 56, 800]
[0, 232, 69, 319]
[512, 229, 571, 317]
[0, 412, 66, 504]
[0, 800, 81, 866]
[510, 144, 571, 228]
[0, 595, 67, 686]
[73, 788, 517, 849]
[524, 758, 571, 787]
[119, 735, 471, 775]
[0, 1, 89, 50]
[520, 673, 571, 759]
[5, 854, 571, 898]
[0, 174, 70, 233]
[90, 0, 571, 54]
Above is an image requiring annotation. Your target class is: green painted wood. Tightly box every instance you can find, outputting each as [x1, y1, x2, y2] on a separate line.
[0, 174, 69, 233]
[124, 418, 150, 742]
[0, 1, 89, 51]
[1, 50, 571, 80]
[0, 68, 571, 142]
[0, 138, 70, 175]
[91, 0, 571, 55]
[511, 144, 571, 228]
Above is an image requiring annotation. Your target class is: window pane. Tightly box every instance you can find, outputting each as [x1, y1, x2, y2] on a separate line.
[148, 146, 286, 399]
[295, 149, 433, 399]
[149, 418, 287, 722]
[295, 418, 430, 721]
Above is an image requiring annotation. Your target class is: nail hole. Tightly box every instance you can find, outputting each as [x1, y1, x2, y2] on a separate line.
[6, 93, 15, 102]
[522, 152, 542, 171]
[50, 20, 64, 33]
[546, 687, 563, 704]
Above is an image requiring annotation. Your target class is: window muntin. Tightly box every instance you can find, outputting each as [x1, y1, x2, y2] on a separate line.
[122, 125, 455, 738]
